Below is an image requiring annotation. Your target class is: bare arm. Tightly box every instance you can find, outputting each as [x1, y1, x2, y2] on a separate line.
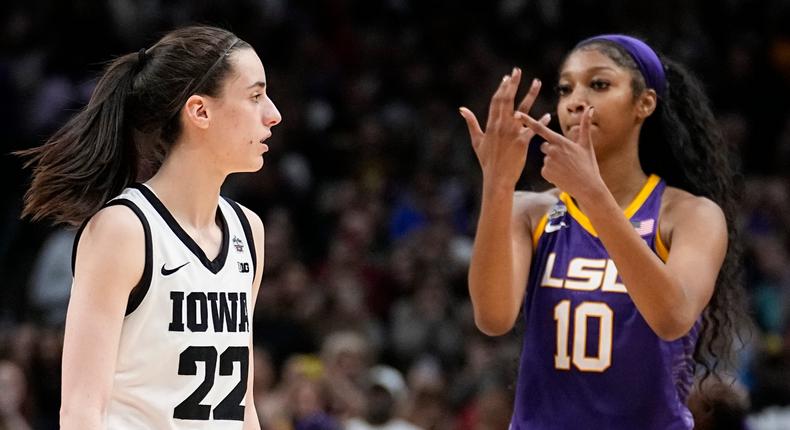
[460, 68, 550, 336]
[581, 189, 726, 340]
[523, 108, 726, 340]
[469, 191, 542, 335]
[240, 206, 265, 430]
[60, 206, 144, 429]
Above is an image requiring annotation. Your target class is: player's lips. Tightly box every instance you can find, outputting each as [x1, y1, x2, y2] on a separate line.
[258, 134, 271, 153]
[259, 133, 271, 150]
[566, 123, 598, 132]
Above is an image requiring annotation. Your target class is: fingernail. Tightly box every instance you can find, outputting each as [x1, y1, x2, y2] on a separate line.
[512, 67, 518, 75]
[543, 113, 551, 121]
[503, 75, 509, 82]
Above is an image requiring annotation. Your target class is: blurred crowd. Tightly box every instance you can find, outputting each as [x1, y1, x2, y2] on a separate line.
[1, 0, 790, 429]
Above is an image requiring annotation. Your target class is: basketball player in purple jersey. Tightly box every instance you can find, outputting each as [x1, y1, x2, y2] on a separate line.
[459, 35, 745, 428]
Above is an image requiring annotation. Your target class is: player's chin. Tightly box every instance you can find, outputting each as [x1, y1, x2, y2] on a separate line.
[250, 157, 265, 172]
[235, 157, 265, 173]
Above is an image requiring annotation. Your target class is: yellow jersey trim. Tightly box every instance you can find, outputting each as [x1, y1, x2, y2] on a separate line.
[532, 213, 549, 249]
[559, 174, 661, 238]
[655, 223, 670, 262]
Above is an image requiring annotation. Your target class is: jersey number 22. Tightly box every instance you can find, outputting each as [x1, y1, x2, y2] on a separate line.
[174, 346, 248, 421]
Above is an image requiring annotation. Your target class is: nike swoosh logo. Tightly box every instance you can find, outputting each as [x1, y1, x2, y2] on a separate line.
[544, 222, 567, 233]
[161, 262, 190, 276]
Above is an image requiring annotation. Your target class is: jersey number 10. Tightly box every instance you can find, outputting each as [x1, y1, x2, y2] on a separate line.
[553, 300, 613, 372]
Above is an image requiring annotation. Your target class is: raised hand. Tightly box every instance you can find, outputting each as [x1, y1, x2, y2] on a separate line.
[459, 68, 550, 190]
[518, 106, 604, 199]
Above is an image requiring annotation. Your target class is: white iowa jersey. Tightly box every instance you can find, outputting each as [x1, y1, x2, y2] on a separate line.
[73, 184, 257, 429]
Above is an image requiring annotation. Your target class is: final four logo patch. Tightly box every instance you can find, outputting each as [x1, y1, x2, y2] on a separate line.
[233, 236, 244, 252]
[545, 203, 569, 234]
[548, 204, 567, 221]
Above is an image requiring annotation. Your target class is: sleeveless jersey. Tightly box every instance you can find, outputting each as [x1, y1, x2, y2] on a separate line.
[73, 184, 257, 429]
[511, 175, 699, 430]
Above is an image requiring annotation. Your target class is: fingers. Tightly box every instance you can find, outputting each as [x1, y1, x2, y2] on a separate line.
[517, 79, 542, 114]
[487, 73, 512, 124]
[503, 67, 522, 110]
[518, 112, 550, 141]
[489, 67, 523, 122]
[516, 111, 565, 145]
[459, 107, 484, 149]
[579, 106, 594, 147]
[537, 113, 551, 127]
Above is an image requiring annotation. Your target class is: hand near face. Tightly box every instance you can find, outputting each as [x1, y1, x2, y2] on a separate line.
[518, 106, 604, 199]
[459, 68, 550, 190]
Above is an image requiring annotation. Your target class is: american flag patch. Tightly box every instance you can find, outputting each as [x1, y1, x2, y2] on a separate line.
[632, 218, 655, 236]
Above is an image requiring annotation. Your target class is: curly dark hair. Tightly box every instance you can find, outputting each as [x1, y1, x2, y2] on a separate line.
[571, 39, 751, 385]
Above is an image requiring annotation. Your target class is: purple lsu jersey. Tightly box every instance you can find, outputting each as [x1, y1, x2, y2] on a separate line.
[511, 175, 700, 430]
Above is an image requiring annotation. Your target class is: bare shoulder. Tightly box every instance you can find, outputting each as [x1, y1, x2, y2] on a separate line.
[74, 204, 146, 294]
[236, 204, 265, 242]
[660, 186, 726, 248]
[661, 186, 725, 224]
[80, 204, 145, 252]
[514, 188, 561, 229]
[513, 188, 560, 235]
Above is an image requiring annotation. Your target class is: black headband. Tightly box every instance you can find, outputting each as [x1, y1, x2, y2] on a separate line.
[188, 37, 240, 96]
[162, 37, 241, 134]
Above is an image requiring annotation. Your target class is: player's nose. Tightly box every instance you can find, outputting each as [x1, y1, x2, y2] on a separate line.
[263, 97, 282, 127]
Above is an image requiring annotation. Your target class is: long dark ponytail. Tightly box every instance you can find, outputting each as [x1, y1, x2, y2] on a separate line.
[649, 58, 749, 385]
[18, 26, 250, 226]
[574, 40, 750, 384]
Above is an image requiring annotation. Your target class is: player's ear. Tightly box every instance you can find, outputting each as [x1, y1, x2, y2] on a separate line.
[636, 89, 657, 121]
[183, 95, 210, 130]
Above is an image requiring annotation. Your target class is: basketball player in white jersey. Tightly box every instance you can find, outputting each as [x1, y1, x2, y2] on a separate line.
[18, 26, 281, 429]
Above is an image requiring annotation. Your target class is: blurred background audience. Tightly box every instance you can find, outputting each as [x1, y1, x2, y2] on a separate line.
[1, 0, 789, 428]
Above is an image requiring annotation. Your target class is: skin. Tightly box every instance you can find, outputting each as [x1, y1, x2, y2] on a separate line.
[460, 49, 727, 342]
[60, 47, 281, 429]
[0, 361, 32, 430]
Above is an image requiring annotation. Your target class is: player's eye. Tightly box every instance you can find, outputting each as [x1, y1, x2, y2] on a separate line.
[590, 80, 610, 91]
[251, 94, 261, 102]
[555, 83, 572, 97]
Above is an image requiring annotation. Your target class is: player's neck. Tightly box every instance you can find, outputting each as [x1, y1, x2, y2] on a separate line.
[597, 150, 648, 211]
[145, 147, 225, 230]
